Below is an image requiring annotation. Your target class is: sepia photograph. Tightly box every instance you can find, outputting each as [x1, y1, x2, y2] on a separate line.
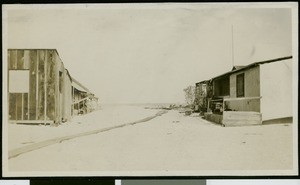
[2, 3, 298, 177]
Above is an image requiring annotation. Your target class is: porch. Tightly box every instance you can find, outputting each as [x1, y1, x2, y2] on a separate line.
[204, 97, 262, 127]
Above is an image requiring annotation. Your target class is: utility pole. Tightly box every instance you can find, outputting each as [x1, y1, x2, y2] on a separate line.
[231, 25, 235, 68]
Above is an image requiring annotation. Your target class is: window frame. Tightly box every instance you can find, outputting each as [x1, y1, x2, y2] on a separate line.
[236, 73, 245, 97]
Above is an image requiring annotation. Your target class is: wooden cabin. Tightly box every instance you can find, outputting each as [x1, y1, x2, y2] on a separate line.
[204, 56, 293, 126]
[7, 49, 97, 125]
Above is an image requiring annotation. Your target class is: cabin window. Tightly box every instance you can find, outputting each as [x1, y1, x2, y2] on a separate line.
[236, 73, 245, 97]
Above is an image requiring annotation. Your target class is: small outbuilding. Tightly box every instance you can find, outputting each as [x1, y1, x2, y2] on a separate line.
[203, 56, 293, 126]
[7, 49, 98, 125]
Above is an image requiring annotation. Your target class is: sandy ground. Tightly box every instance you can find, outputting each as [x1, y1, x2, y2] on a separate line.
[8, 105, 158, 150]
[7, 106, 294, 175]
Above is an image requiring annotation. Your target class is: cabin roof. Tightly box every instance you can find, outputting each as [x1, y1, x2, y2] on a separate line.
[232, 65, 245, 71]
[195, 80, 209, 85]
[211, 56, 292, 81]
[72, 77, 90, 93]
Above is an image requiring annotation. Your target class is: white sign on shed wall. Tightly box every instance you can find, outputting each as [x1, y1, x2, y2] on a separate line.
[9, 70, 29, 93]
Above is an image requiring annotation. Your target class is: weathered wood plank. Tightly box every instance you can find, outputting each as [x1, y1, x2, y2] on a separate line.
[55, 52, 60, 123]
[21, 93, 24, 120]
[44, 51, 47, 123]
[36, 51, 39, 120]
[27, 93, 30, 120]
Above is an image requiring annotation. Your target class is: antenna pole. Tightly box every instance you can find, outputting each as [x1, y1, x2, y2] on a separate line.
[231, 25, 234, 67]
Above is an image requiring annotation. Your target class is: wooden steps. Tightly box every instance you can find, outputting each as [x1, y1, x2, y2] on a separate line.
[222, 111, 262, 126]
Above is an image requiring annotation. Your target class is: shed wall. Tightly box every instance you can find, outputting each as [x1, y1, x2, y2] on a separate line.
[227, 66, 260, 112]
[260, 59, 293, 121]
[8, 50, 56, 122]
[62, 70, 72, 121]
[230, 66, 260, 98]
[7, 49, 72, 124]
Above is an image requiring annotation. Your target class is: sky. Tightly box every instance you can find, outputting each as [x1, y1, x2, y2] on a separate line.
[3, 3, 295, 104]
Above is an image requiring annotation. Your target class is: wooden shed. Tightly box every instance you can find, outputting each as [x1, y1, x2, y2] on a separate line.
[7, 49, 96, 125]
[203, 56, 293, 126]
